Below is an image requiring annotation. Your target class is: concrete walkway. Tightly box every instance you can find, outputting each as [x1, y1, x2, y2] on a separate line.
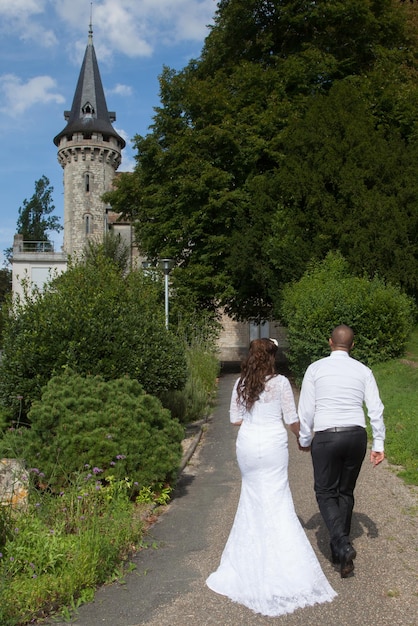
[49, 372, 418, 626]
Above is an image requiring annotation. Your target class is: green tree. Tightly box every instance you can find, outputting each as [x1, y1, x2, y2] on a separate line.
[104, 0, 416, 318]
[0, 255, 187, 424]
[268, 77, 418, 295]
[16, 175, 62, 243]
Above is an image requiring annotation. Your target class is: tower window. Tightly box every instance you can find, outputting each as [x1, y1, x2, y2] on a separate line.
[82, 102, 95, 116]
[85, 173, 90, 193]
[85, 214, 92, 235]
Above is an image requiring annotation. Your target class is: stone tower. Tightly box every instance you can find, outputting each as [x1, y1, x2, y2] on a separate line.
[53, 23, 125, 258]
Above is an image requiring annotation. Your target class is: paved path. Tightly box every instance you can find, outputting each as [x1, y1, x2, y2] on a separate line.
[49, 372, 418, 626]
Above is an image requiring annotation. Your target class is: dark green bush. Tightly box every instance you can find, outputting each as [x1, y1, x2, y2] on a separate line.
[0, 370, 184, 491]
[0, 255, 187, 423]
[280, 252, 415, 382]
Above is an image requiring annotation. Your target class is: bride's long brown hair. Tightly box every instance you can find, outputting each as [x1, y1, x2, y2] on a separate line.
[236, 338, 278, 411]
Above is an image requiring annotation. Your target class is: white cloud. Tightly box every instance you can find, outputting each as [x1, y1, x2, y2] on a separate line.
[0, 1, 215, 61]
[0, 0, 45, 18]
[0, 0, 58, 47]
[20, 21, 58, 47]
[109, 83, 133, 97]
[56, 0, 215, 60]
[0, 74, 65, 116]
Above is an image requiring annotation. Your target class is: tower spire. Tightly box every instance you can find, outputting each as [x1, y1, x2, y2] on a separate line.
[53, 20, 125, 146]
[88, 2, 93, 45]
[53, 20, 125, 257]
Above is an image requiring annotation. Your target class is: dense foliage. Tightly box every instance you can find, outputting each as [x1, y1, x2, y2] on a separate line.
[280, 253, 415, 382]
[0, 255, 187, 423]
[104, 0, 418, 319]
[0, 370, 184, 492]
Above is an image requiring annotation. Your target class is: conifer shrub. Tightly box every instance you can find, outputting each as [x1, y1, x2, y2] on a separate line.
[280, 252, 415, 382]
[0, 370, 184, 491]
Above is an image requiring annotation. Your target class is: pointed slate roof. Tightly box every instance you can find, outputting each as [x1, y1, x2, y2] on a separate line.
[53, 24, 126, 148]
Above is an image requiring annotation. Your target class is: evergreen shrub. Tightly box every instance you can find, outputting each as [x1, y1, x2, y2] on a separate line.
[280, 252, 415, 382]
[0, 370, 184, 491]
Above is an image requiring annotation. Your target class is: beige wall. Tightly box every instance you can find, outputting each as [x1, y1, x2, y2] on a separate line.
[218, 310, 288, 363]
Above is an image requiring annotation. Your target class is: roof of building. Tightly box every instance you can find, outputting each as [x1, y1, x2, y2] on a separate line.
[53, 24, 126, 148]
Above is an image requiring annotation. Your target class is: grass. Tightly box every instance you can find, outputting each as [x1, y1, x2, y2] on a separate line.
[371, 328, 418, 485]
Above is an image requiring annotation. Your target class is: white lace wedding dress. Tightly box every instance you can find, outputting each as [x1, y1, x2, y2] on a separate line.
[206, 375, 336, 617]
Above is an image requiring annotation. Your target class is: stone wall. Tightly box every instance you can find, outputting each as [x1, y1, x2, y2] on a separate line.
[58, 134, 122, 257]
[0, 458, 28, 509]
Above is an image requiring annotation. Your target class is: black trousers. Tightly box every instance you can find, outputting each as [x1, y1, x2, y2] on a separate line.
[311, 427, 367, 548]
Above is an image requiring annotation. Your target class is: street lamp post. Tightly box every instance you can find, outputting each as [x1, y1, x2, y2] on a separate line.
[160, 259, 174, 329]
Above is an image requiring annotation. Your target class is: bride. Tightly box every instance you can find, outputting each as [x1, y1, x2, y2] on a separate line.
[206, 338, 336, 617]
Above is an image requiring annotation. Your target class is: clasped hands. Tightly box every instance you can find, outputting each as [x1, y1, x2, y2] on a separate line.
[296, 437, 311, 452]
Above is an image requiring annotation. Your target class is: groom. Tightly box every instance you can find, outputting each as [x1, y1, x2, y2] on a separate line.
[297, 325, 385, 578]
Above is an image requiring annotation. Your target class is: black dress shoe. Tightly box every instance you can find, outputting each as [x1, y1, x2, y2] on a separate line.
[339, 543, 356, 578]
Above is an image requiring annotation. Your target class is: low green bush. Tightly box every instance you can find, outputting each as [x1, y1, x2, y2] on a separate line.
[281, 252, 415, 382]
[0, 370, 184, 492]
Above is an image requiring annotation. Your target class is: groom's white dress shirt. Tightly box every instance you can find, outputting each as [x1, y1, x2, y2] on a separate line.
[298, 350, 385, 451]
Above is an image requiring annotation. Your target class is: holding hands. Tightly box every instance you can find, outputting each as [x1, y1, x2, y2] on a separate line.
[297, 438, 311, 452]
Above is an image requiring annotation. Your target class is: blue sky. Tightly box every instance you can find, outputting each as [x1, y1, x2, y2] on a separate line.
[0, 0, 217, 266]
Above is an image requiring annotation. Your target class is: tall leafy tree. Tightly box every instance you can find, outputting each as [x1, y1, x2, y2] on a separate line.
[16, 175, 62, 242]
[268, 76, 418, 303]
[104, 0, 418, 319]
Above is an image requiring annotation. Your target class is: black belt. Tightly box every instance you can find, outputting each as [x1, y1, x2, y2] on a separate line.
[320, 426, 364, 433]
